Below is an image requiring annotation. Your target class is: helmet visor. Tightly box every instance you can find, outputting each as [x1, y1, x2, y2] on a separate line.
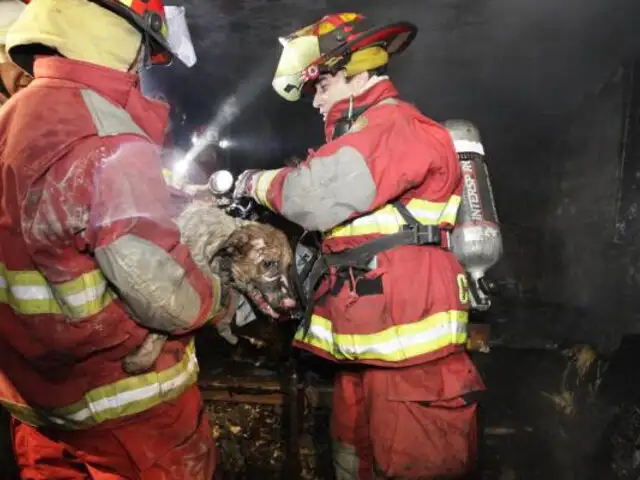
[163, 5, 196, 67]
[272, 34, 320, 101]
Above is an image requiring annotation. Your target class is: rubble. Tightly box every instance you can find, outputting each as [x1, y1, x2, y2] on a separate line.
[207, 402, 333, 479]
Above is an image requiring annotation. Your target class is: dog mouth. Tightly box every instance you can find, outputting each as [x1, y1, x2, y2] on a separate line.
[243, 283, 280, 319]
[240, 282, 297, 320]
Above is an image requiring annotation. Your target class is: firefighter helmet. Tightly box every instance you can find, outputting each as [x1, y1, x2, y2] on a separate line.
[273, 13, 417, 102]
[18, 0, 175, 66]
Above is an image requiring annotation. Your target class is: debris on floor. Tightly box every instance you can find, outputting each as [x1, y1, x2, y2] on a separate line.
[3, 337, 640, 478]
[207, 401, 333, 479]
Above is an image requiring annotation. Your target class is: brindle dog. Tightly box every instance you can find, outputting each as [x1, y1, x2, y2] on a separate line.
[122, 198, 296, 374]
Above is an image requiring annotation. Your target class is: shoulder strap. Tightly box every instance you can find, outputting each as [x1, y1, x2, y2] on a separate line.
[392, 200, 420, 226]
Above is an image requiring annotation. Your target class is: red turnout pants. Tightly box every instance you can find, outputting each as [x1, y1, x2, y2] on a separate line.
[331, 353, 482, 479]
[10, 385, 216, 479]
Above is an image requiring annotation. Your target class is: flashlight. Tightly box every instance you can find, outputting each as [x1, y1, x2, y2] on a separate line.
[208, 170, 235, 195]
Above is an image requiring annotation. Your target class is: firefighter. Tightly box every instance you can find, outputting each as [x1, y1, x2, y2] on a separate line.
[233, 13, 486, 479]
[0, 0, 236, 478]
[0, 0, 30, 105]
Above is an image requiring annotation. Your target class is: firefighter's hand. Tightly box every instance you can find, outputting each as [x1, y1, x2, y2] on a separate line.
[232, 169, 260, 200]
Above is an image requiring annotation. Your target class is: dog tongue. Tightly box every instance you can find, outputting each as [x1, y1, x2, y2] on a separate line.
[281, 298, 297, 309]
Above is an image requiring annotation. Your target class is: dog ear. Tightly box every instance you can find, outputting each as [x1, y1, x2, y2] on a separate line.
[222, 230, 252, 256]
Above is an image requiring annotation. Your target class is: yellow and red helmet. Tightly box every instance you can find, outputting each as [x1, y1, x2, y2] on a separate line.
[19, 0, 191, 66]
[273, 13, 417, 102]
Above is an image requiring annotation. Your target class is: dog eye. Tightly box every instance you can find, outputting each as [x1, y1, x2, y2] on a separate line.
[261, 259, 277, 269]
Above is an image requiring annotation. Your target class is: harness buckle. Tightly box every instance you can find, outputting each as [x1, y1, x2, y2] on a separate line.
[401, 224, 442, 246]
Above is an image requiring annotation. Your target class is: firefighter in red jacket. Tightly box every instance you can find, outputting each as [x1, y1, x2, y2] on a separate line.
[0, 0, 234, 478]
[234, 13, 486, 479]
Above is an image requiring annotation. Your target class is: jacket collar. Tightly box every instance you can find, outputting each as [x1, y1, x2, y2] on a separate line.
[323, 78, 399, 142]
[33, 56, 169, 144]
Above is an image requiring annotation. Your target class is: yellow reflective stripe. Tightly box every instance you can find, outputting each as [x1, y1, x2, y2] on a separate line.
[254, 168, 283, 211]
[52, 269, 117, 319]
[439, 194, 461, 225]
[327, 197, 460, 238]
[295, 310, 468, 362]
[0, 340, 199, 430]
[0, 263, 115, 319]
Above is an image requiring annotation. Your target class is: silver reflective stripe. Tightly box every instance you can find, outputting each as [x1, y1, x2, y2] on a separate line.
[62, 282, 107, 307]
[304, 318, 466, 358]
[0, 340, 200, 430]
[64, 351, 198, 424]
[326, 196, 461, 238]
[10, 285, 51, 300]
[295, 310, 468, 362]
[80, 89, 149, 139]
[0, 263, 115, 319]
[344, 202, 442, 229]
[453, 139, 485, 155]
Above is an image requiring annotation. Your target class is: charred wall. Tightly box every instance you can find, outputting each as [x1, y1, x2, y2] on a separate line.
[487, 64, 633, 354]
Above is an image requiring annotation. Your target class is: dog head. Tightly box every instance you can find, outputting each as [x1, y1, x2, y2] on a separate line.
[218, 223, 296, 318]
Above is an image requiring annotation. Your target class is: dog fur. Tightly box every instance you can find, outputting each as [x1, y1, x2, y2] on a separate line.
[122, 198, 295, 374]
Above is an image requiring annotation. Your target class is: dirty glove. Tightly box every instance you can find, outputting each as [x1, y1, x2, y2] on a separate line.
[232, 169, 261, 200]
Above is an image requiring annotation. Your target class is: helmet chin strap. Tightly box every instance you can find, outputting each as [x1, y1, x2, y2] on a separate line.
[141, 31, 153, 70]
[331, 75, 388, 140]
[332, 95, 371, 140]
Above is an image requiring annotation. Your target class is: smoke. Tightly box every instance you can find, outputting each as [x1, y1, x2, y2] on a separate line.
[154, 0, 329, 124]
[179, 50, 279, 165]
[146, 0, 333, 168]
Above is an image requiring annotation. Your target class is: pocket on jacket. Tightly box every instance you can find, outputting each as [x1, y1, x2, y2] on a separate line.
[328, 267, 389, 334]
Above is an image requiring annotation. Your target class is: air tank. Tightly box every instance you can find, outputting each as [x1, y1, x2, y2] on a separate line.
[443, 119, 503, 310]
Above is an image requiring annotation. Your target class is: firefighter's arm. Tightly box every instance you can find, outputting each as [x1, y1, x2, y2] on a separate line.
[23, 136, 231, 334]
[235, 112, 450, 231]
